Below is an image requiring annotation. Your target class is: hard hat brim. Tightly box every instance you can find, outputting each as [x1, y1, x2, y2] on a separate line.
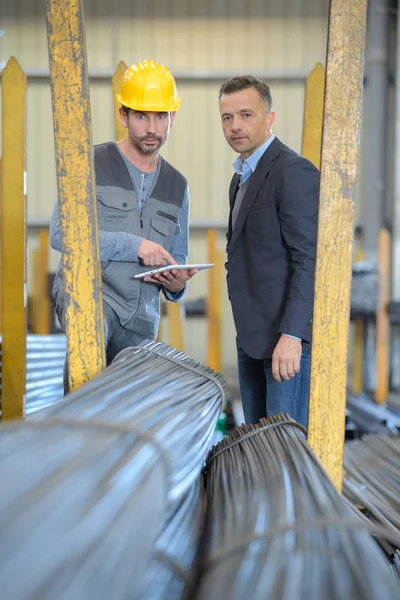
[116, 94, 181, 112]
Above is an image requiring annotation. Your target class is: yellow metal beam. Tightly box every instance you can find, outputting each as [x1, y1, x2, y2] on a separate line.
[302, 63, 325, 170]
[37, 229, 50, 334]
[45, 0, 106, 391]
[167, 302, 185, 352]
[31, 249, 39, 333]
[156, 313, 163, 343]
[351, 248, 365, 395]
[31, 233, 50, 334]
[112, 61, 128, 142]
[308, 0, 367, 493]
[1, 57, 27, 420]
[214, 249, 224, 372]
[375, 228, 390, 404]
[0, 157, 2, 335]
[207, 229, 222, 372]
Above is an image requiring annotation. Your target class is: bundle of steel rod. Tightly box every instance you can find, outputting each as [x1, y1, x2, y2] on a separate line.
[346, 394, 400, 435]
[0, 341, 226, 600]
[0, 334, 66, 413]
[391, 550, 400, 585]
[343, 434, 400, 556]
[194, 414, 400, 600]
[140, 478, 205, 599]
[388, 394, 400, 415]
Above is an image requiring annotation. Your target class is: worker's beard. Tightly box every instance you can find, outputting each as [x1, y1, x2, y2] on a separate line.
[133, 134, 166, 155]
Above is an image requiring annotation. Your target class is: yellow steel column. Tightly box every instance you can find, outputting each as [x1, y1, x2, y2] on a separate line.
[351, 248, 365, 395]
[112, 61, 128, 142]
[37, 229, 50, 334]
[0, 157, 2, 334]
[213, 248, 224, 372]
[45, 0, 106, 391]
[31, 248, 39, 333]
[302, 63, 325, 169]
[167, 302, 185, 352]
[207, 229, 222, 372]
[1, 57, 27, 420]
[307, 0, 367, 492]
[375, 228, 390, 404]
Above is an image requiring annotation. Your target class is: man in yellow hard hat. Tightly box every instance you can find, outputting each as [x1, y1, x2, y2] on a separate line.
[50, 60, 198, 391]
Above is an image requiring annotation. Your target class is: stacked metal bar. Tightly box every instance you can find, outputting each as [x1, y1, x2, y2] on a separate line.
[195, 414, 399, 600]
[391, 550, 400, 585]
[343, 433, 400, 576]
[388, 394, 400, 415]
[0, 341, 225, 600]
[140, 478, 206, 599]
[0, 334, 66, 413]
[346, 394, 400, 435]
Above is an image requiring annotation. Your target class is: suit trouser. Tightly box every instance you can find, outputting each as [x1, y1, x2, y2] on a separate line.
[56, 301, 149, 395]
[236, 339, 311, 428]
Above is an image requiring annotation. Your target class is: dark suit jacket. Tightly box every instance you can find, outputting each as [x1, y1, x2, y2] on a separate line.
[226, 137, 320, 359]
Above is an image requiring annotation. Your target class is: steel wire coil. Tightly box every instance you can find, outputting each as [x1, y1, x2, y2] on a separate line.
[0, 341, 225, 600]
[391, 550, 400, 585]
[343, 433, 400, 580]
[343, 435, 400, 535]
[0, 334, 66, 413]
[194, 414, 400, 600]
[141, 478, 206, 600]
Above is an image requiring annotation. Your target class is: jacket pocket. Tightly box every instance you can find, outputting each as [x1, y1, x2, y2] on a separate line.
[156, 210, 180, 234]
[97, 193, 137, 233]
[149, 217, 174, 249]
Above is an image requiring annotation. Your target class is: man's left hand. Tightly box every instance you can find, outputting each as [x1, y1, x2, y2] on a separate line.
[272, 335, 302, 382]
[144, 267, 199, 292]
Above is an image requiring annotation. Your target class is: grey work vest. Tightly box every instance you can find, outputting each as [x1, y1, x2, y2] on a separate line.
[53, 142, 187, 339]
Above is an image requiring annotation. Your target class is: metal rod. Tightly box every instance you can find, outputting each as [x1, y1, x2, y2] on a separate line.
[0, 341, 226, 599]
[0, 68, 312, 82]
[195, 414, 399, 599]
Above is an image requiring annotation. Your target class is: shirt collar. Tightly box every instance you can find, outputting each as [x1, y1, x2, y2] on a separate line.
[232, 135, 275, 176]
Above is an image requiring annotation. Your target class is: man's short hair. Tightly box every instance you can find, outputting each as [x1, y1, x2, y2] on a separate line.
[219, 75, 273, 111]
[122, 105, 130, 115]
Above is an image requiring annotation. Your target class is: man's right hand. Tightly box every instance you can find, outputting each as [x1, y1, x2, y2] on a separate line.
[138, 238, 176, 266]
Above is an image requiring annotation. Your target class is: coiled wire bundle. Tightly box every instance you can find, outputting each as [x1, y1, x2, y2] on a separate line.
[391, 550, 400, 585]
[343, 434, 400, 574]
[0, 334, 66, 413]
[194, 414, 400, 600]
[140, 478, 206, 599]
[0, 341, 226, 600]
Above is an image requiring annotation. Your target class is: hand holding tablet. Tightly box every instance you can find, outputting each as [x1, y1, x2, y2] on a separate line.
[134, 263, 214, 280]
[133, 263, 214, 293]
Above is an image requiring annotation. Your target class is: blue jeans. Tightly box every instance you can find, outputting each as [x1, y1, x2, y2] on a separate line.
[236, 339, 311, 428]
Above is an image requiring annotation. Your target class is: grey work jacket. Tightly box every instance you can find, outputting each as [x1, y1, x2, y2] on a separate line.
[52, 142, 187, 340]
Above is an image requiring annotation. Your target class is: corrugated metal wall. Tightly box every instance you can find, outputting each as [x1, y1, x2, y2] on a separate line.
[0, 0, 330, 368]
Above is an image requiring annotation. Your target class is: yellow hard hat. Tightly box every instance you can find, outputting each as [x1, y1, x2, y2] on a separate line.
[116, 60, 181, 112]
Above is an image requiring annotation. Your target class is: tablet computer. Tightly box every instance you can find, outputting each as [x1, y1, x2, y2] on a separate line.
[133, 263, 214, 280]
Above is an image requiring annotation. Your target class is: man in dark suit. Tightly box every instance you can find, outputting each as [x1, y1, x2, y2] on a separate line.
[219, 75, 319, 428]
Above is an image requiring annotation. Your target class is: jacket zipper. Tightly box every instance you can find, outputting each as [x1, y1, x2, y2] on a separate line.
[140, 174, 145, 229]
[156, 210, 178, 223]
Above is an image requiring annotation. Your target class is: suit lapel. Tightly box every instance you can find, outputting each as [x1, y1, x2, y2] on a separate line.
[229, 137, 283, 252]
[227, 174, 240, 244]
